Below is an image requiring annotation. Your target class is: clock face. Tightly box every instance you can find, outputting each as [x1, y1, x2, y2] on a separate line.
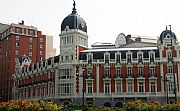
[115, 33, 126, 46]
[81, 23, 84, 28]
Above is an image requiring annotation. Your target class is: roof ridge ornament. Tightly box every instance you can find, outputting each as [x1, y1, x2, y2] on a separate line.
[72, 0, 77, 14]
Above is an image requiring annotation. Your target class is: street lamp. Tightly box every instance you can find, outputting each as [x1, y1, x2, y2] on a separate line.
[165, 75, 169, 104]
[82, 68, 85, 111]
[76, 67, 86, 111]
[169, 25, 177, 102]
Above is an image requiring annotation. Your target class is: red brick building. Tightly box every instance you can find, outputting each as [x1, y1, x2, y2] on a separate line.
[12, 1, 180, 107]
[0, 21, 46, 101]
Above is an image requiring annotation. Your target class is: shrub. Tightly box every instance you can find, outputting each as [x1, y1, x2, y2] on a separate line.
[0, 99, 63, 111]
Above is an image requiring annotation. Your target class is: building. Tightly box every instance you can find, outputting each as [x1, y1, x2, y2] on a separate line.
[13, 1, 180, 107]
[0, 21, 46, 101]
[46, 35, 56, 59]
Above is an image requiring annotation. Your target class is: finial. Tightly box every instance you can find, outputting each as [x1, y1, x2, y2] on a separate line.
[166, 25, 167, 30]
[72, 0, 77, 14]
[169, 25, 171, 31]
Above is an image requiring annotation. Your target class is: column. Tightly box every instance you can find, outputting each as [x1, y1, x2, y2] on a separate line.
[178, 64, 180, 96]
[96, 65, 99, 93]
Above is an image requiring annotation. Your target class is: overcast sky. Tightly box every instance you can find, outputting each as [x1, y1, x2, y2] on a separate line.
[1, 0, 180, 54]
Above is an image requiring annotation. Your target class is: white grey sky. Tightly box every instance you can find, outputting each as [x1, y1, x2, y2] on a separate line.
[1, 0, 180, 54]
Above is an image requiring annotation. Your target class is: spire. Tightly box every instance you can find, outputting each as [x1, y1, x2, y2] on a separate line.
[72, 0, 77, 14]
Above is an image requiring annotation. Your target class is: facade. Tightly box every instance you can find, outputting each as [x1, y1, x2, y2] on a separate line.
[0, 21, 46, 101]
[13, 1, 180, 107]
[46, 35, 56, 59]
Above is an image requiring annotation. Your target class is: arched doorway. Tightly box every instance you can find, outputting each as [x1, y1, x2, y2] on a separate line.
[104, 102, 111, 107]
[115, 102, 123, 108]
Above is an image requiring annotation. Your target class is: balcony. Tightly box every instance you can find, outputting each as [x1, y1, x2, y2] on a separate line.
[114, 74, 122, 78]
[126, 73, 133, 78]
[85, 74, 94, 79]
[137, 73, 144, 78]
[149, 73, 157, 79]
[111, 92, 159, 98]
[103, 74, 111, 79]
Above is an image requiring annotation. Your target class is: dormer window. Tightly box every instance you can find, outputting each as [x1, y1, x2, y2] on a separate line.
[104, 54, 109, 64]
[127, 53, 131, 63]
[138, 53, 143, 63]
[87, 54, 92, 65]
[116, 53, 120, 63]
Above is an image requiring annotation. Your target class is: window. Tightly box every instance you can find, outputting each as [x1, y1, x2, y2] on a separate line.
[116, 81, 121, 93]
[59, 83, 71, 94]
[29, 37, 33, 42]
[16, 35, 20, 40]
[116, 67, 121, 77]
[87, 83, 93, 93]
[105, 54, 109, 63]
[40, 38, 43, 42]
[138, 53, 142, 62]
[127, 67, 132, 77]
[87, 68, 92, 77]
[15, 50, 19, 55]
[16, 43, 20, 47]
[127, 82, 133, 92]
[59, 69, 71, 79]
[29, 45, 32, 49]
[15, 27, 21, 33]
[167, 52, 172, 60]
[29, 51, 32, 56]
[105, 83, 110, 93]
[139, 82, 144, 92]
[169, 78, 174, 92]
[138, 53, 142, 59]
[127, 53, 132, 63]
[168, 66, 173, 74]
[65, 55, 69, 61]
[150, 82, 156, 92]
[40, 50, 42, 55]
[150, 67, 155, 77]
[116, 54, 120, 63]
[104, 68, 110, 77]
[40, 44, 43, 49]
[71, 55, 73, 60]
[29, 30, 34, 35]
[150, 53, 154, 59]
[88, 54, 92, 64]
[61, 56, 63, 61]
[138, 67, 143, 77]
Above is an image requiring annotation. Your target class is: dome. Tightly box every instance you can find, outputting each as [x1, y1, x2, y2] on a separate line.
[18, 55, 31, 66]
[61, 1, 87, 32]
[160, 28, 176, 43]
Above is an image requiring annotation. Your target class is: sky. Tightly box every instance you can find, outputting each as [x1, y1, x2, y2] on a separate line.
[1, 0, 180, 55]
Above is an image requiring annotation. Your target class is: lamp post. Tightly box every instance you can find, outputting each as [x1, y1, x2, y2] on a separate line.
[165, 75, 169, 104]
[169, 25, 177, 102]
[82, 68, 85, 111]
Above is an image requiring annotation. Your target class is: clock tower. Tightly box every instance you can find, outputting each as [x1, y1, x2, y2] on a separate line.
[59, 1, 88, 62]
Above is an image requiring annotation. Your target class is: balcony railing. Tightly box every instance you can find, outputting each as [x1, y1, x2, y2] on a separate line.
[114, 74, 122, 78]
[103, 74, 111, 78]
